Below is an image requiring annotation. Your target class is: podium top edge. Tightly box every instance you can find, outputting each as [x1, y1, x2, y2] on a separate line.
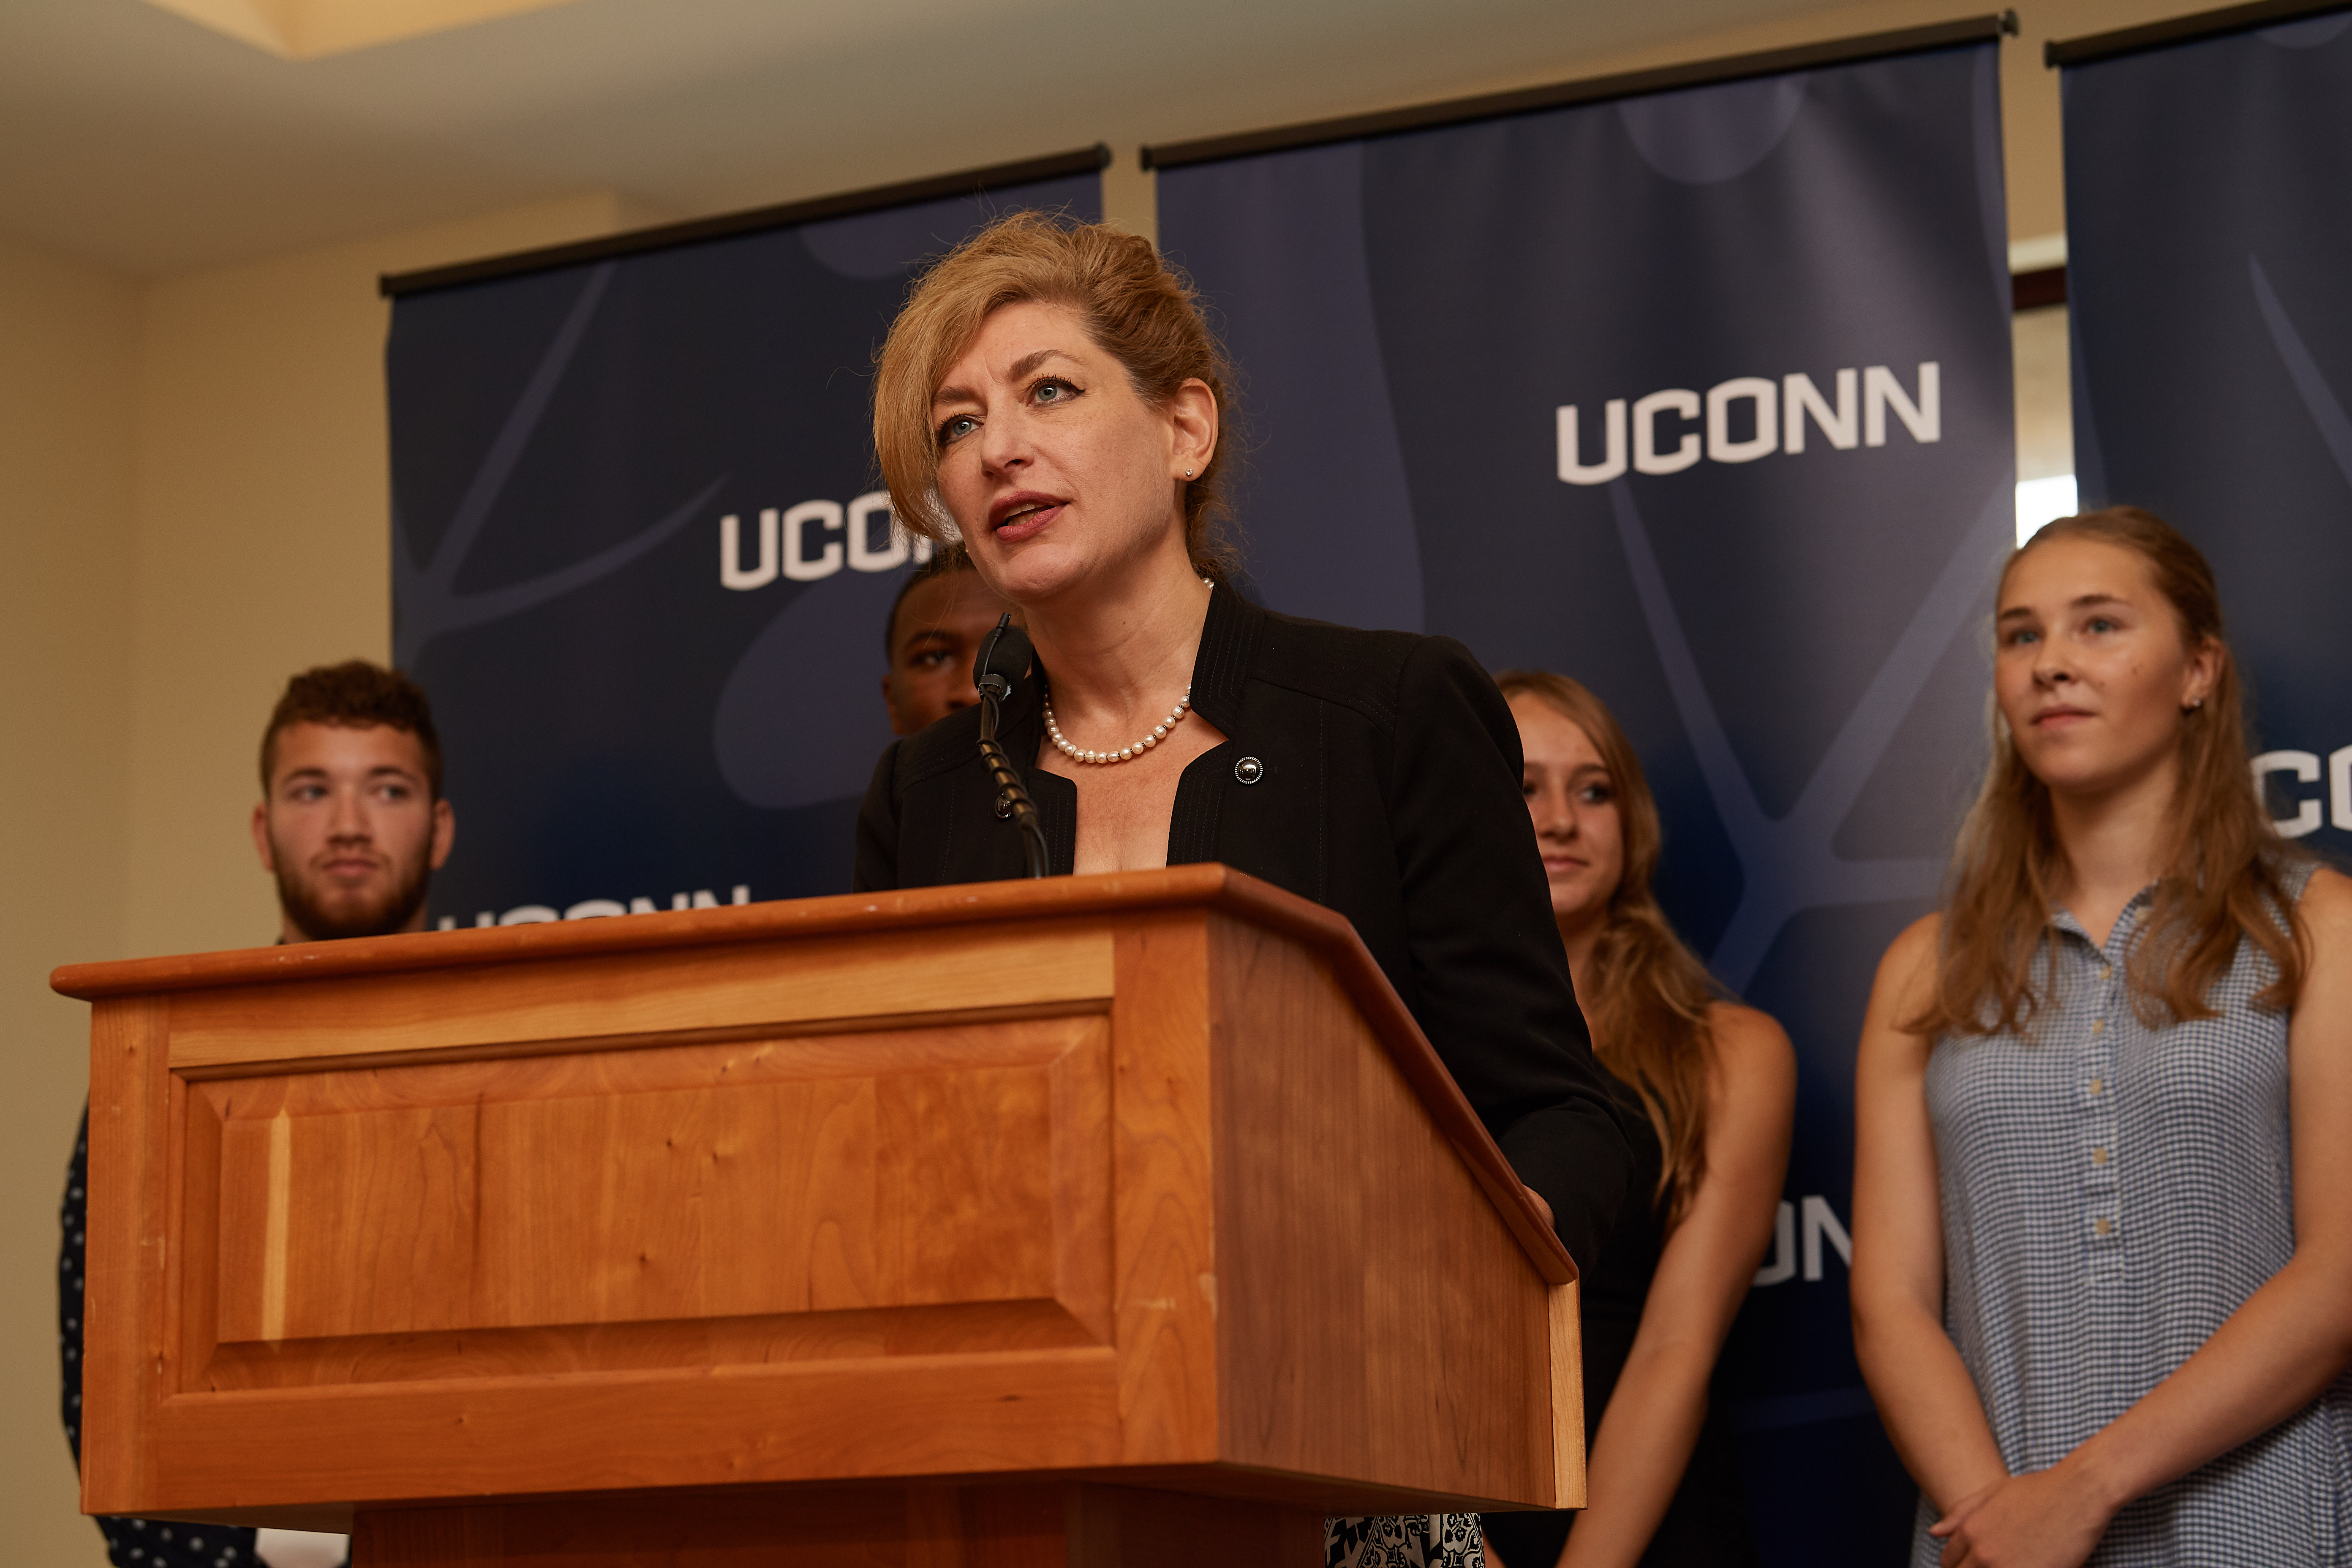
[52, 861, 1580, 1286]
[49, 864, 1309, 1002]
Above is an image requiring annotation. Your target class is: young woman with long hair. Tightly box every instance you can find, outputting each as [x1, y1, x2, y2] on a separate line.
[1481, 672, 1794, 1568]
[1851, 508, 2352, 1566]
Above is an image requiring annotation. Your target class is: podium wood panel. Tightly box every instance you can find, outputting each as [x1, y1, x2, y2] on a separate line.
[61, 866, 1581, 1544]
[198, 1016, 1113, 1351]
[1209, 919, 1554, 1500]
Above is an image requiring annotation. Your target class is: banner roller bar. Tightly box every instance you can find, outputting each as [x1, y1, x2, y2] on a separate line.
[381, 143, 1113, 299]
[2047, 0, 2349, 68]
[1139, 13, 2015, 173]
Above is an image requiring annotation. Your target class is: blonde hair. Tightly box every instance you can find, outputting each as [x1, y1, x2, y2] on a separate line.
[1498, 670, 1719, 1224]
[871, 212, 1236, 577]
[1916, 506, 2310, 1038]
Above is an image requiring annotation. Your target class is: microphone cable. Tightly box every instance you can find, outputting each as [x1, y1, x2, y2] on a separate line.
[973, 613, 1050, 879]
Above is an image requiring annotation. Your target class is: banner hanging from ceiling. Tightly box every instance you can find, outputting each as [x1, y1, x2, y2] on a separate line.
[2058, 5, 2352, 853]
[1154, 28, 2015, 1565]
[385, 157, 1104, 927]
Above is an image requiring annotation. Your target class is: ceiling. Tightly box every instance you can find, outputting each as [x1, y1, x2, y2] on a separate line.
[141, 0, 589, 60]
[1, 0, 1833, 277]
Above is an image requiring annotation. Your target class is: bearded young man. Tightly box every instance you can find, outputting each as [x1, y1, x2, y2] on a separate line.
[250, 663, 455, 941]
[61, 662, 454, 1568]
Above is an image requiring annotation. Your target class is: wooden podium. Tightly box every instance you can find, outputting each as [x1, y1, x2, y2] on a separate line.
[55, 866, 1582, 1566]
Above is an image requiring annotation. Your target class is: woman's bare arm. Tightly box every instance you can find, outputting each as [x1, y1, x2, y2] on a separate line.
[1931, 868, 2352, 1567]
[1850, 915, 2012, 1516]
[1552, 1003, 1795, 1568]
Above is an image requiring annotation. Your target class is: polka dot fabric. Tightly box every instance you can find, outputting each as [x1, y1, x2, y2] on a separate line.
[62, 1108, 271, 1568]
[1920, 864, 2351, 1565]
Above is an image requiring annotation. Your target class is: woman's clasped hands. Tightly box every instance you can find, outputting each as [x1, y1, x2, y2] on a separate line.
[1928, 1463, 2119, 1568]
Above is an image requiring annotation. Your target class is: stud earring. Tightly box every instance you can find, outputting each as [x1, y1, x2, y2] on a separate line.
[1184, 467, 1194, 478]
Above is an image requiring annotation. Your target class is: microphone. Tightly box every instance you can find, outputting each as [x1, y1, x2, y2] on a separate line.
[973, 614, 1050, 879]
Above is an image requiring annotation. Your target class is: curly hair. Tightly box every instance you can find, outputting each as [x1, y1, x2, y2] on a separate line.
[260, 661, 442, 798]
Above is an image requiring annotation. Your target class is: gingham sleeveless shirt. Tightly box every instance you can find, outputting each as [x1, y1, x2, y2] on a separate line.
[1919, 860, 2350, 1565]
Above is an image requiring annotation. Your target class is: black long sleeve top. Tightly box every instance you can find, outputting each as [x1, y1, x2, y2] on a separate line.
[853, 585, 1632, 1272]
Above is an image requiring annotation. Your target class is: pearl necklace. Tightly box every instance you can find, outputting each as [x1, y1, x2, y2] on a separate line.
[1041, 575, 1213, 767]
[1046, 686, 1190, 765]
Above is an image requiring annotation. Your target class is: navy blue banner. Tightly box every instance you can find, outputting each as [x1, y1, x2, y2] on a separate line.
[387, 173, 1100, 926]
[2062, 10, 2352, 852]
[1160, 43, 2014, 1563]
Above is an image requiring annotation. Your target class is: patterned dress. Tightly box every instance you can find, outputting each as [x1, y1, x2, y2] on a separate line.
[1921, 863, 2351, 1565]
[1327, 1512, 1488, 1568]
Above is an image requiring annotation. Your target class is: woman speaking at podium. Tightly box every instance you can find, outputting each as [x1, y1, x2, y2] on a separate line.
[853, 212, 1632, 1568]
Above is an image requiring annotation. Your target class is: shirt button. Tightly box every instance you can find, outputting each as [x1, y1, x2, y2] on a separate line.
[2092, 1147, 2110, 1165]
[2093, 1217, 2113, 1236]
[2089, 1078, 2106, 1095]
[2101, 965, 2115, 982]
[2091, 1018, 2106, 1035]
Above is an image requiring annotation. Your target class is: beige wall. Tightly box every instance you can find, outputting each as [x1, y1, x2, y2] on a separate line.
[0, 0, 2205, 1557]
[2, 192, 652, 1565]
[121, 192, 662, 963]
[0, 231, 142, 1568]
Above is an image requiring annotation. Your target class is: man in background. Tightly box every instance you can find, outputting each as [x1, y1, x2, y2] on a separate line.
[61, 662, 454, 1568]
[880, 549, 1012, 737]
[248, 661, 454, 942]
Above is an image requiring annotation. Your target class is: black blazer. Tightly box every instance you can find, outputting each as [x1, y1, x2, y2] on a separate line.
[854, 585, 1633, 1271]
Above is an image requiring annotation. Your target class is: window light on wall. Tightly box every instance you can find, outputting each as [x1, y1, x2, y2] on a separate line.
[2015, 474, 2078, 547]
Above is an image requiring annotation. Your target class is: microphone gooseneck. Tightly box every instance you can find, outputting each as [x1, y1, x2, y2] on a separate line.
[974, 613, 1050, 879]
